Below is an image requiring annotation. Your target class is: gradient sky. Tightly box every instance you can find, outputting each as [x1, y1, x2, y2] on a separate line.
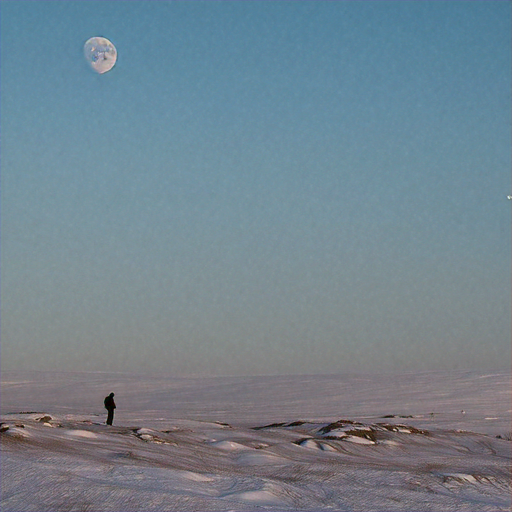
[1, 0, 511, 376]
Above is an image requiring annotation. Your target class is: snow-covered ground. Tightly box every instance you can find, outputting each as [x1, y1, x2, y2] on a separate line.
[1, 370, 510, 511]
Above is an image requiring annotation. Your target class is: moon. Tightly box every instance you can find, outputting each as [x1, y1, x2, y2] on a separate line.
[84, 37, 117, 74]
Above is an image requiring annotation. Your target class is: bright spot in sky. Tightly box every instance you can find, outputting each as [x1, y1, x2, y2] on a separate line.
[83, 37, 117, 74]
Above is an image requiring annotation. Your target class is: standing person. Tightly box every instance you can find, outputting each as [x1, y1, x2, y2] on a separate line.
[104, 392, 116, 425]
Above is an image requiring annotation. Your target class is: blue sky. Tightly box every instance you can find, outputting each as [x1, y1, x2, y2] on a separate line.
[1, 1, 511, 376]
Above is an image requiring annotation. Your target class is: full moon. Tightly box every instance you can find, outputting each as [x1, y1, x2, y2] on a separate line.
[84, 37, 117, 74]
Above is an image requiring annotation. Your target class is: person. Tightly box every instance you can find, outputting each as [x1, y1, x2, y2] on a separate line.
[104, 392, 116, 426]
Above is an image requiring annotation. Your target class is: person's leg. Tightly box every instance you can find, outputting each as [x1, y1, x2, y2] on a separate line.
[107, 409, 113, 425]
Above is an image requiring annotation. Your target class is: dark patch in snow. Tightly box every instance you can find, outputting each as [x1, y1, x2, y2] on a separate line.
[112, 451, 137, 459]
[294, 437, 314, 446]
[377, 423, 430, 435]
[324, 430, 377, 443]
[252, 422, 287, 430]
[318, 419, 357, 435]
[214, 421, 232, 428]
[287, 420, 306, 427]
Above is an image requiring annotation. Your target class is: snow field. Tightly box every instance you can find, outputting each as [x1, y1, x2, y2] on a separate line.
[1, 370, 511, 511]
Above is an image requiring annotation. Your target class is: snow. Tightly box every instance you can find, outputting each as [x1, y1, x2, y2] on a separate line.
[226, 485, 287, 506]
[343, 435, 375, 444]
[2, 427, 31, 439]
[210, 440, 248, 451]
[236, 451, 289, 466]
[441, 473, 479, 484]
[65, 429, 98, 439]
[1, 370, 511, 511]
[298, 438, 338, 452]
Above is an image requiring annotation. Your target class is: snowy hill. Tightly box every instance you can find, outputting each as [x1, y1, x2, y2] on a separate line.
[1, 371, 511, 511]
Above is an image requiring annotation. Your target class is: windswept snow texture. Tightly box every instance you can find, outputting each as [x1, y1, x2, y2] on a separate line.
[1, 371, 511, 511]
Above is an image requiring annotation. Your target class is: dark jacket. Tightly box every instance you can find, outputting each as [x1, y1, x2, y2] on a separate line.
[104, 394, 116, 410]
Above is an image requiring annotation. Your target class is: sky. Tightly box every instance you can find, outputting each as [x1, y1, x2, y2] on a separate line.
[1, 0, 511, 377]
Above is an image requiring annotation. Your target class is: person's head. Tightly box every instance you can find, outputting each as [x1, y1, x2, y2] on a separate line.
[109, 392, 115, 397]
